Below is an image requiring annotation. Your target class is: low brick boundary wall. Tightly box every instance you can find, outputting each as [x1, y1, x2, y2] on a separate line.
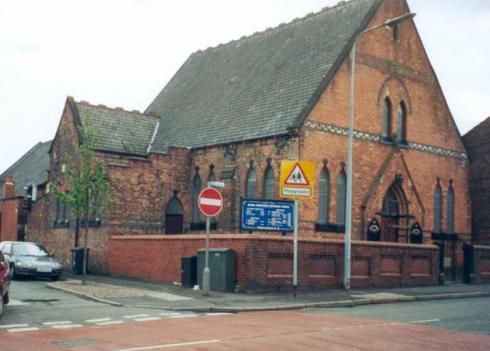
[108, 234, 438, 291]
[474, 245, 490, 284]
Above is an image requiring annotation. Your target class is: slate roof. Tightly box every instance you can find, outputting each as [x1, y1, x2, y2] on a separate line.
[146, 0, 381, 151]
[463, 116, 490, 164]
[0, 141, 52, 199]
[74, 102, 160, 157]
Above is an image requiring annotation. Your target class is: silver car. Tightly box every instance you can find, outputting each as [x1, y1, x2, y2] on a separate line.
[0, 241, 62, 281]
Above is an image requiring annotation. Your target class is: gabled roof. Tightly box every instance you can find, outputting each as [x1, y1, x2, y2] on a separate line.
[146, 0, 381, 151]
[73, 101, 160, 157]
[0, 141, 52, 199]
[463, 116, 490, 162]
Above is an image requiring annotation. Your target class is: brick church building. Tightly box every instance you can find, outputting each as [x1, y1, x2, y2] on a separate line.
[26, 0, 472, 290]
[464, 117, 490, 245]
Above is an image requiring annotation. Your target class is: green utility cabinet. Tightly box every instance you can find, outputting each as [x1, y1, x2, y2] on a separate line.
[197, 248, 236, 292]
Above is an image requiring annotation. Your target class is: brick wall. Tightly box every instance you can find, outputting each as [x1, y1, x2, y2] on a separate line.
[0, 197, 22, 242]
[26, 194, 111, 273]
[463, 117, 490, 244]
[474, 245, 490, 284]
[109, 234, 438, 292]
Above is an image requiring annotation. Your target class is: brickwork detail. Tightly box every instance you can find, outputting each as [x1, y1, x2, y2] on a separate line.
[305, 120, 467, 159]
[109, 235, 439, 292]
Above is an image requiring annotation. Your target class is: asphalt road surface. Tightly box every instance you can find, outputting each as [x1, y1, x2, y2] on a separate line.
[304, 296, 490, 335]
[1, 279, 489, 350]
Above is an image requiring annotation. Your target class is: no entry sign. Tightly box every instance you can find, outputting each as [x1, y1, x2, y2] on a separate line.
[198, 187, 223, 217]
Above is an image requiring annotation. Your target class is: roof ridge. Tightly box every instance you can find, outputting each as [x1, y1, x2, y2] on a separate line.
[193, 0, 366, 56]
[75, 99, 159, 118]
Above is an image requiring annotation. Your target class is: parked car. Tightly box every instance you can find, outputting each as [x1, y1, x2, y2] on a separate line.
[0, 241, 63, 281]
[0, 250, 10, 317]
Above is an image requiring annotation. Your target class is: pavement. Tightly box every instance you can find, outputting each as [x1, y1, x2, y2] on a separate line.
[46, 273, 490, 312]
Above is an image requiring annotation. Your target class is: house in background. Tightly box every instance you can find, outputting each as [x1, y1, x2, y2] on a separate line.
[26, 0, 475, 290]
[463, 117, 490, 245]
[0, 141, 51, 242]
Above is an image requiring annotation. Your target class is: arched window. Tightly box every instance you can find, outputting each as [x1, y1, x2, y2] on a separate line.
[397, 101, 407, 144]
[447, 184, 455, 234]
[382, 97, 392, 141]
[165, 196, 183, 234]
[263, 166, 274, 199]
[336, 170, 347, 225]
[208, 166, 216, 182]
[318, 168, 329, 224]
[433, 184, 442, 233]
[191, 174, 201, 223]
[246, 168, 257, 199]
[208, 167, 217, 223]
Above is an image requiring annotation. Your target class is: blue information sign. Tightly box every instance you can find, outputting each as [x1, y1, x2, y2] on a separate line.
[240, 199, 294, 232]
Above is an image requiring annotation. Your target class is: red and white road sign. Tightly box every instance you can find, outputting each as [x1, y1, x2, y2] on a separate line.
[198, 187, 223, 217]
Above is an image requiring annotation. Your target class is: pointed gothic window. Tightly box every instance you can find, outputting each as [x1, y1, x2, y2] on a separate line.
[397, 101, 407, 145]
[433, 184, 442, 233]
[208, 166, 216, 183]
[192, 174, 201, 223]
[246, 167, 257, 199]
[263, 166, 274, 199]
[318, 168, 329, 224]
[447, 184, 455, 234]
[336, 170, 347, 225]
[382, 97, 393, 142]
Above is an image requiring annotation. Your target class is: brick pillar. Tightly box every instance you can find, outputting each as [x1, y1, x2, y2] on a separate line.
[3, 176, 15, 198]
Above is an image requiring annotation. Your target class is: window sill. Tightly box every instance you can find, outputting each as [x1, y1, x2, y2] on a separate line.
[190, 222, 218, 231]
[380, 136, 393, 145]
[79, 219, 102, 228]
[53, 221, 70, 229]
[315, 223, 345, 233]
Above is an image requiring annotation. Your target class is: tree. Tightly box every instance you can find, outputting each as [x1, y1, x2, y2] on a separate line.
[52, 121, 113, 284]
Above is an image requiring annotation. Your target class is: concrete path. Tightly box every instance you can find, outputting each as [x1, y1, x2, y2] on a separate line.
[47, 273, 490, 312]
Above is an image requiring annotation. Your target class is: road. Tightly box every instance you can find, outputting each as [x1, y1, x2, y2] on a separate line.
[305, 296, 490, 335]
[1, 279, 214, 332]
[1, 279, 489, 350]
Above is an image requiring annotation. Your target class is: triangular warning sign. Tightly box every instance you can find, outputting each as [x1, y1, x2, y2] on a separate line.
[285, 163, 310, 185]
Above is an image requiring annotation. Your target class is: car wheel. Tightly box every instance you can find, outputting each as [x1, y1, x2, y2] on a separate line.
[3, 290, 8, 305]
[10, 264, 16, 280]
[50, 275, 60, 282]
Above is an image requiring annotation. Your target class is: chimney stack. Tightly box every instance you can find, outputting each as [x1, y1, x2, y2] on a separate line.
[4, 176, 15, 198]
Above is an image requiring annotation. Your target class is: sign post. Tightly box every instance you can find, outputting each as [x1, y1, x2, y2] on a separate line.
[198, 187, 223, 296]
[279, 160, 315, 298]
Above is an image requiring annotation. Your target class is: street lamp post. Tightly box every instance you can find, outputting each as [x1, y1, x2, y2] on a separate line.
[344, 13, 415, 290]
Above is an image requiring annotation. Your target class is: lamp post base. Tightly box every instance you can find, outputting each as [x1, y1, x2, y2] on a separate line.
[202, 267, 210, 296]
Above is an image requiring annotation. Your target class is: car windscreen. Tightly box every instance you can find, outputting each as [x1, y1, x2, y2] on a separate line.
[12, 243, 49, 257]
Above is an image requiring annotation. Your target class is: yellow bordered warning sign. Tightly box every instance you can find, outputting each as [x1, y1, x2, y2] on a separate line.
[279, 160, 315, 199]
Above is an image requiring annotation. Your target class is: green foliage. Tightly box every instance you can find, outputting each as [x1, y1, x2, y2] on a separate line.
[234, 284, 247, 294]
[52, 119, 113, 224]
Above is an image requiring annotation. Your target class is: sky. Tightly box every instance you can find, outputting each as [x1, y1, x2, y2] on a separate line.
[1, 0, 489, 175]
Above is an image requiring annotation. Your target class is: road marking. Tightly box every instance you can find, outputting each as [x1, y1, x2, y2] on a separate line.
[113, 339, 221, 351]
[96, 320, 125, 326]
[124, 314, 149, 319]
[8, 299, 31, 306]
[0, 324, 29, 329]
[168, 313, 198, 318]
[410, 319, 441, 324]
[86, 317, 112, 323]
[205, 312, 232, 316]
[43, 321, 73, 326]
[158, 312, 181, 317]
[7, 327, 40, 333]
[51, 324, 84, 329]
[135, 317, 162, 322]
